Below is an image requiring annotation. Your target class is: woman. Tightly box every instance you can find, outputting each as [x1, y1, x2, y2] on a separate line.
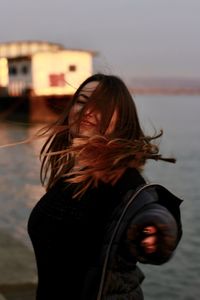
[28, 74, 182, 300]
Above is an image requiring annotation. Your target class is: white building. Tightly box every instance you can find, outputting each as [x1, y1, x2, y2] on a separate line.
[0, 41, 95, 97]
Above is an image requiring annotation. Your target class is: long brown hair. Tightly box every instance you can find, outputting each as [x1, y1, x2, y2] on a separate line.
[40, 74, 175, 197]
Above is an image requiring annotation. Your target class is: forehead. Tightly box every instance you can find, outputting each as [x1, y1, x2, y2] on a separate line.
[79, 81, 99, 98]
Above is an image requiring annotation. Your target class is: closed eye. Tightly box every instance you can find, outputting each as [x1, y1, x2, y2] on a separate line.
[72, 95, 89, 114]
[77, 94, 89, 104]
[76, 99, 87, 105]
[78, 94, 89, 101]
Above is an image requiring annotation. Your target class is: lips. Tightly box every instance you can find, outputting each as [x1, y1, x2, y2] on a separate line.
[81, 120, 96, 127]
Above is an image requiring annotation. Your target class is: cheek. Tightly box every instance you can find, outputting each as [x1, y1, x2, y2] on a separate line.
[71, 104, 81, 117]
[69, 105, 81, 124]
[68, 109, 74, 126]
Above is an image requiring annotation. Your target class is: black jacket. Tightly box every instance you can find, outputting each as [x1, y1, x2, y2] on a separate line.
[81, 184, 183, 300]
[28, 168, 182, 300]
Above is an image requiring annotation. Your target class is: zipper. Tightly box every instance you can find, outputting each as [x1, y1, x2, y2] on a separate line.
[96, 183, 159, 300]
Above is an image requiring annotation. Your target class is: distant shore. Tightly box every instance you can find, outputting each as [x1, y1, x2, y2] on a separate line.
[128, 77, 200, 95]
[129, 87, 200, 95]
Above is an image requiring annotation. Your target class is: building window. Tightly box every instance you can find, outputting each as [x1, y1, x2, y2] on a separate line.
[21, 65, 29, 75]
[69, 65, 76, 72]
[49, 73, 66, 87]
[9, 66, 17, 75]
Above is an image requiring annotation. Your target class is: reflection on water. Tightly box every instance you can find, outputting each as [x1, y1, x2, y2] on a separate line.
[0, 95, 200, 299]
[135, 95, 200, 300]
[0, 122, 45, 247]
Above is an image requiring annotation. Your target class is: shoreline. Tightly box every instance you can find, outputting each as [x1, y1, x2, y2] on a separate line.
[0, 229, 37, 300]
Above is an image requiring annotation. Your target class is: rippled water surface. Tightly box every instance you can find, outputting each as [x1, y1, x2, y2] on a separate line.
[0, 95, 199, 299]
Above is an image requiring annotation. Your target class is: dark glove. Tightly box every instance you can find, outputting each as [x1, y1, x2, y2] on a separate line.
[125, 203, 179, 264]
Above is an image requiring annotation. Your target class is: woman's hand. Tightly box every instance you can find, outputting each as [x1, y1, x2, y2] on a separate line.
[140, 226, 157, 254]
[125, 204, 180, 264]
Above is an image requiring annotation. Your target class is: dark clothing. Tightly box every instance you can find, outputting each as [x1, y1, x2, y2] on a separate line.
[28, 168, 182, 300]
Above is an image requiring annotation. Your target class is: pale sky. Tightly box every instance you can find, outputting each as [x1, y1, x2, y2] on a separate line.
[0, 0, 200, 82]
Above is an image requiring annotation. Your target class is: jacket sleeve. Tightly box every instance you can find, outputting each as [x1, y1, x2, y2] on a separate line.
[122, 202, 182, 265]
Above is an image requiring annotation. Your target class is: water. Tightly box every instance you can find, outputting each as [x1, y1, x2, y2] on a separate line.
[0, 95, 199, 299]
[135, 95, 200, 300]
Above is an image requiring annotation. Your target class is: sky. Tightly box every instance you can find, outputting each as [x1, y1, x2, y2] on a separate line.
[0, 0, 200, 83]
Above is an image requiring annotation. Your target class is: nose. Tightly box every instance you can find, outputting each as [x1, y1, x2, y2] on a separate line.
[83, 109, 100, 124]
[84, 109, 95, 119]
[84, 109, 92, 117]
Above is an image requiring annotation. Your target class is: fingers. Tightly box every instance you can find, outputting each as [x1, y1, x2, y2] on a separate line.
[141, 226, 157, 254]
[143, 226, 157, 235]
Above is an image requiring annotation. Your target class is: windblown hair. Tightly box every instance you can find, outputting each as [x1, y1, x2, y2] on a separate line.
[40, 74, 175, 197]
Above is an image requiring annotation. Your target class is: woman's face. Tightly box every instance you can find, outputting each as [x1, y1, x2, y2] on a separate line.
[69, 81, 117, 138]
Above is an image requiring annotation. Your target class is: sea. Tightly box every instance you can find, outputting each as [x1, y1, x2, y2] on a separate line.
[0, 94, 199, 299]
